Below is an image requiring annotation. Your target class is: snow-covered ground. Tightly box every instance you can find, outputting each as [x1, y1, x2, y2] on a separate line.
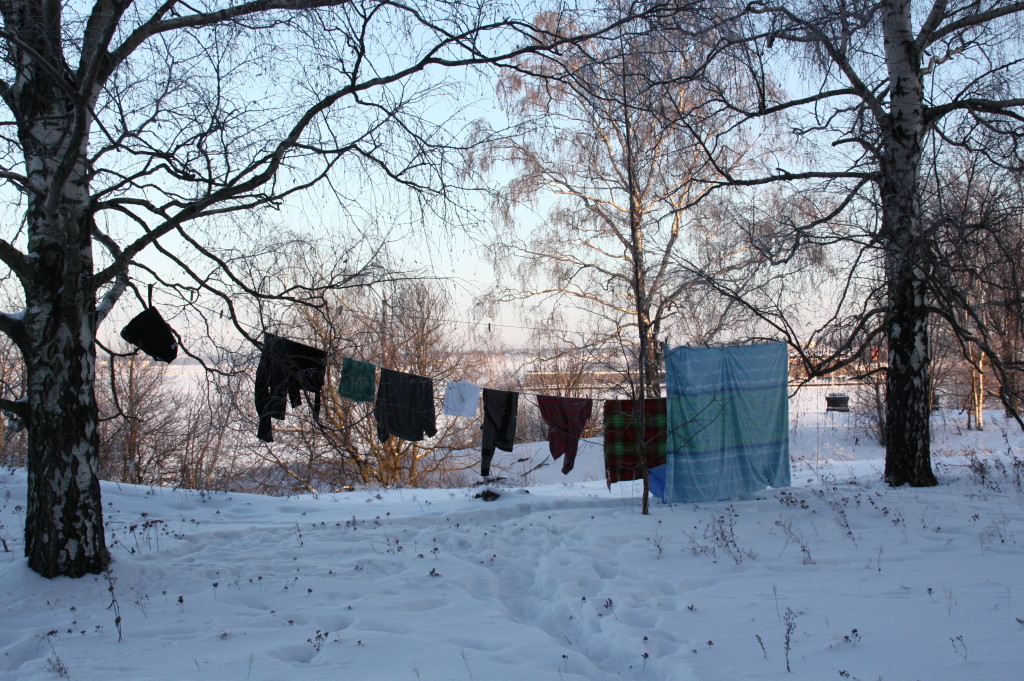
[2, 390, 1023, 681]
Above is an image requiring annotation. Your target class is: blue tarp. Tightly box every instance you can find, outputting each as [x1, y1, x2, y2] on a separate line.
[661, 342, 790, 503]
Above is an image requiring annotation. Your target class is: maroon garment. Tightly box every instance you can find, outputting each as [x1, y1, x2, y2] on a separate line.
[536, 395, 593, 474]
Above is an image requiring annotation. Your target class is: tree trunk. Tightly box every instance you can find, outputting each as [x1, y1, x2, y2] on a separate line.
[882, 226, 937, 485]
[1003, 309, 1022, 420]
[12, 0, 110, 576]
[23, 292, 109, 577]
[880, 0, 937, 487]
[883, 237, 936, 486]
[21, 169, 109, 577]
[970, 350, 984, 430]
[22, 201, 109, 576]
[622, 96, 653, 515]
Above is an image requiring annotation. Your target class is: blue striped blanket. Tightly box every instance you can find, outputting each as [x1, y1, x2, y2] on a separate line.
[661, 342, 790, 503]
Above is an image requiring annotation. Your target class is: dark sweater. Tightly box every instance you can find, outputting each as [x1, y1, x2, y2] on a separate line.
[374, 367, 437, 443]
[120, 307, 178, 363]
[480, 389, 519, 477]
[254, 333, 327, 442]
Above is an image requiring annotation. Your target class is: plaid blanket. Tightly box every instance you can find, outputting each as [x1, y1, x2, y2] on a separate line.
[603, 398, 667, 486]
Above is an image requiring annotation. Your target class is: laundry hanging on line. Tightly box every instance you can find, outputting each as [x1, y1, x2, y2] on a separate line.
[125, 282, 789, 493]
[660, 342, 790, 503]
[480, 389, 519, 477]
[120, 307, 179, 363]
[602, 398, 668, 489]
[374, 367, 437, 443]
[338, 356, 376, 403]
[443, 380, 481, 418]
[254, 333, 327, 443]
[536, 395, 593, 475]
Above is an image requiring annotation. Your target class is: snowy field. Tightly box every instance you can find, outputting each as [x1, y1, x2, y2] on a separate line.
[2, 388, 1023, 681]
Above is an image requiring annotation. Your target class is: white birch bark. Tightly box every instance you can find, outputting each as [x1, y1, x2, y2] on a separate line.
[8, 0, 111, 576]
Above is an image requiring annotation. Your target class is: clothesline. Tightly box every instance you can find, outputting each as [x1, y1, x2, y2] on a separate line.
[118, 303, 792, 501]
[230, 311, 628, 402]
[115, 285, 654, 405]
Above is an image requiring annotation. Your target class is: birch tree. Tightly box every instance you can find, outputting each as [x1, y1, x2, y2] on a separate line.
[687, 0, 1024, 486]
[477, 3, 759, 513]
[0, 0, 661, 578]
[482, 5, 756, 397]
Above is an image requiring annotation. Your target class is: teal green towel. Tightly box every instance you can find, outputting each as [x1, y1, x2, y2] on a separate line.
[338, 356, 376, 402]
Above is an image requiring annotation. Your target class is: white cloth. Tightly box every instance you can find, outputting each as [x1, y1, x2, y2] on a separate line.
[443, 380, 481, 417]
